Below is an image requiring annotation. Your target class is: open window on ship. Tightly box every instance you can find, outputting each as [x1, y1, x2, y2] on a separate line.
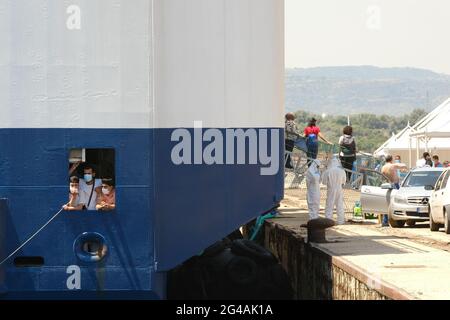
[64, 148, 116, 212]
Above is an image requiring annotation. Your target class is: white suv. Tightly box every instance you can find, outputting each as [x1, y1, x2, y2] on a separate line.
[429, 168, 450, 233]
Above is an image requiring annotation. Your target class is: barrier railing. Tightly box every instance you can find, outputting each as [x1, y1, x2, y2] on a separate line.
[284, 140, 384, 218]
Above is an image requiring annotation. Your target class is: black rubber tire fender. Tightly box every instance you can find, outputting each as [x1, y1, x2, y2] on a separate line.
[202, 238, 231, 258]
[230, 239, 277, 264]
[226, 256, 258, 286]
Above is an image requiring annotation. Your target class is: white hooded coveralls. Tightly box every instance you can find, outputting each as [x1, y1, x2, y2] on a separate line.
[306, 159, 321, 220]
[322, 158, 347, 224]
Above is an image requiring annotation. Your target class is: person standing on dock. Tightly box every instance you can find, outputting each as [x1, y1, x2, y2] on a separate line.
[432, 155, 443, 168]
[306, 159, 321, 220]
[322, 157, 347, 225]
[416, 152, 432, 168]
[381, 155, 408, 226]
[381, 155, 408, 191]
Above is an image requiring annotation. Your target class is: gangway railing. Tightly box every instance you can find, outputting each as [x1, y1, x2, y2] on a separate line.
[285, 137, 384, 190]
[284, 139, 338, 189]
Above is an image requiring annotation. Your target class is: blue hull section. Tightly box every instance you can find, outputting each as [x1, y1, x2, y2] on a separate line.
[0, 128, 284, 299]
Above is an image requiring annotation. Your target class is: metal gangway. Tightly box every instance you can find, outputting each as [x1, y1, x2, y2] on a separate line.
[284, 139, 383, 191]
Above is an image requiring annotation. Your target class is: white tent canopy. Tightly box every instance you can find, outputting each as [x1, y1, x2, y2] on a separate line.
[374, 132, 396, 156]
[411, 98, 450, 138]
[374, 98, 450, 167]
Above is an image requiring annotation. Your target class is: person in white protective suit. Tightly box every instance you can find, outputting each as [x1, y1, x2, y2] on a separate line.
[306, 159, 321, 220]
[321, 157, 347, 225]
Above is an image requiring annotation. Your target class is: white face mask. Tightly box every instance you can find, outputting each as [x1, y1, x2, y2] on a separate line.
[70, 187, 79, 194]
[102, 187, 111, 195]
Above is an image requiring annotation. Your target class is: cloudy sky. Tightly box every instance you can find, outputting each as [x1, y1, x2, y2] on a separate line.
[285, 0, 450, 74]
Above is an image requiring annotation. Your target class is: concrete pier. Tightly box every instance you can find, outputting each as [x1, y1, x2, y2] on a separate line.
[263, 206, 450, 300]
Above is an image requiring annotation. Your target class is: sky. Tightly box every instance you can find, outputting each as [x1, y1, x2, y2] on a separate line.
[285, 0, 450, 74]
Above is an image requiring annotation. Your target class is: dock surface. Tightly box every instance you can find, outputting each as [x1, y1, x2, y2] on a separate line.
[266, 200, 450, 300]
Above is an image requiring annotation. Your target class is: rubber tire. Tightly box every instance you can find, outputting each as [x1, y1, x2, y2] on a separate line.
[388, 216, 405, 228]
[388, 207, 405, 228]
[226, 229, 244, 241]
[226, 256, 258, 286]
[231, 239, 277, 264]
[265, 264, 293, 300]
[445, 209, 450, 234]
[429, 206, 440, 232]
[406, 220, 416, 227]
[202, 238, 231, 258]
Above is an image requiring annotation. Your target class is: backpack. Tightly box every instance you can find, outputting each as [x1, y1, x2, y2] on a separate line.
[340, 136, 356, 157]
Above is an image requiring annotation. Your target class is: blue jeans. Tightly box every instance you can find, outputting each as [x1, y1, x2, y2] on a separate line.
[306, 138, 318, 166]
[383, 183, 400, 225]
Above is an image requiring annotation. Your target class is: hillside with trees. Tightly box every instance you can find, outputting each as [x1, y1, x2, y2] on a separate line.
[292, 109, 427, 153]
[286, 66, 450, 115]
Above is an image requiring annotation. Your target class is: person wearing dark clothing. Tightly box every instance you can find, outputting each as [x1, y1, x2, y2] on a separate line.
[417, 152, 433, 168]
[284, 113, 301, 169]
[339, 126, 357, 182]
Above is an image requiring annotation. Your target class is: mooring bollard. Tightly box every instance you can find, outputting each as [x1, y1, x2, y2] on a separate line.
[301, 218, 336, 243]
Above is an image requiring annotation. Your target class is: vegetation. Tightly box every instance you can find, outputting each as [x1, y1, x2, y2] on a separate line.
[286, 66, 450, 115]
[293, 109, 427, 153]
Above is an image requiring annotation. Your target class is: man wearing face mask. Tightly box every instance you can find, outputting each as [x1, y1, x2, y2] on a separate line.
[395, 155, 408, 182]
[96, 178, 116, 211]
[78, 164, 102, 211]
[63, 176, 84, 211]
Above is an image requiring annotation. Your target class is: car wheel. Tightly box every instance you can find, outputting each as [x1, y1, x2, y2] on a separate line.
[444, 209, 450, 234]
[430, 207, 440, 232]
[388, 208, 405, 228]
[389, 217, 405, 228]
[406, 220, 416, 227]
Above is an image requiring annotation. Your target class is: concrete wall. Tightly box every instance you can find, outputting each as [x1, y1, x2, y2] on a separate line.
[263, 222, 395, 300]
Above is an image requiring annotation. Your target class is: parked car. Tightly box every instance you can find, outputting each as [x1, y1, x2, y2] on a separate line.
[359, 170, 392, 216]
[361, 168, 444, 228]
[429, 168, 450, 233]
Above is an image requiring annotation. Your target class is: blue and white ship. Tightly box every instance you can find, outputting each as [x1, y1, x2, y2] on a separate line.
[0, 0, 284, 299]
